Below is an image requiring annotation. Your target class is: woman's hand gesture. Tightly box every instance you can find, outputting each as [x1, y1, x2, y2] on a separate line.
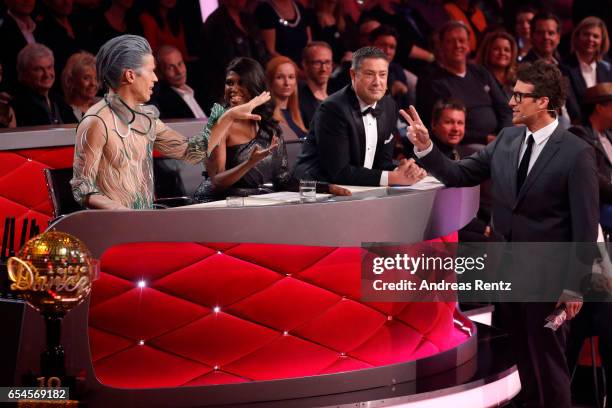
[228, 91, 271, 121]
[247, 136, 279, 165]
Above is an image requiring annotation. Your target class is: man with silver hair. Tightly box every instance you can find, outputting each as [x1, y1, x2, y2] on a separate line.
[11, 43, 72, 126]
[70, 35, 211, 210]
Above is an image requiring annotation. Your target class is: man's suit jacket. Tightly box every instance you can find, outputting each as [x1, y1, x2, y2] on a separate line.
[562, 54, 612, 122]
[419, 124, 599, 243]
[569, 124, 612, 203]
[293, 85, 397, 186]
[151, 82, 197, 120]
[0, 13, 34, 92]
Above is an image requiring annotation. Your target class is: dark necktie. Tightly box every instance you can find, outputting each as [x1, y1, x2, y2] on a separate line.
[517, 134, 534, 191]
[362, 106, 381, 118]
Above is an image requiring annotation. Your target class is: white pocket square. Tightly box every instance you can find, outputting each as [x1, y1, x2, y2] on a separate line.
[384, 134, 394, 144]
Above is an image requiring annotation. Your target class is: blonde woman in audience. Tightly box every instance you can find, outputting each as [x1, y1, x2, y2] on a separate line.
[475, 31, 518, 99]
[62, 51, 100, 122]
[266, 56, 308, 139]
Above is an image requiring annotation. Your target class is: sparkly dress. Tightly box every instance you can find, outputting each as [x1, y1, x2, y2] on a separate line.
[193, 103, 290, 202]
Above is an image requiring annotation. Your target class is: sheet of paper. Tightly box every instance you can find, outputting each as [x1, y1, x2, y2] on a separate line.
[336, 185, 388, 194]
[390, 176, 443, 191]
[176, 192, 332, 209]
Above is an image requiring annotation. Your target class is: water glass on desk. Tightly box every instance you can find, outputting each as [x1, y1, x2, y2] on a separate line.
[299, 180, 317, 203]
[226, 196, 244, 207]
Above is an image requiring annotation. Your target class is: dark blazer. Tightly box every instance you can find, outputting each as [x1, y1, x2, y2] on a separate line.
[569, 124, 612, 203]
[11, 86, 73, 127]
[0, 13, 35, 92]
[419, 123, 599, 243]
[562, 54, 612, 121]
[293, 85, 397, 186]
[151, 81, 197, 120]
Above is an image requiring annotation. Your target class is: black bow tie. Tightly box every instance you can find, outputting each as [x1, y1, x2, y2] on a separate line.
[362, 106, 382, 118]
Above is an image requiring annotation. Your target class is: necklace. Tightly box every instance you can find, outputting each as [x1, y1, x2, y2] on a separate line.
[269, 0, 301, 28]
[111, 108, 132, 139]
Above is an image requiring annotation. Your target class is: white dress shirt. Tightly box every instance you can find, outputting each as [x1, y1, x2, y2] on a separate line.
[578, 58, 597, 89]
[517, 118, 558, 174]
[172, 85, 207, 119]
[357, 96, 389, 186]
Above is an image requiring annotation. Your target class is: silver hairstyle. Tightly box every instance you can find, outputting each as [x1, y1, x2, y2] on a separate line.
[17, 43, 54, 80]
[96, 34, 152, 91]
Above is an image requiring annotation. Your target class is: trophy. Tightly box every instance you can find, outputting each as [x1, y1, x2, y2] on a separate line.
[6, 231, 97, 383]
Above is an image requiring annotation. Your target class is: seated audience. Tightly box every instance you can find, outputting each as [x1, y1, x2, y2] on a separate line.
[61, 51, 99, 122]
[370, 24, 414, 109]
[0, 63, 16, 128]
[310, 0, 353, 64]
[293, 47, 426, 186]
[476, 31, 518, 98]
[140, 0, 190, 59]
[193, 57, 289, 201]
[151, 45, 206, 120]
[0, 0, 38, 92]
[513, 5, 536, 61]
[443, 0, 487, 53]
[37, 0, 84, 77]
[299, 41, 333, 129]
[416, 21, 512, 147]
[71, 35, 208, 210]
[522, 12, 562, 64]
[199, 0, 268, 112]
[266, 56, 307, 140]
[88, 0, 142, 54]
[566, 82, 612, 402]
[562, 16, 612, 123]
[12, 44, 73, 127]
[255, 0, 311, 65]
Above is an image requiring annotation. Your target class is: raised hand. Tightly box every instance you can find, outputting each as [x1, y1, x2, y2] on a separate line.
[399, 105, 431, 152]
[247, 136, 279, 165]
[229, 91, 271, 121]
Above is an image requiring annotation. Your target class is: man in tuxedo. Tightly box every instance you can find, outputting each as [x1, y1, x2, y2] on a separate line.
[403, 60, 599, 407]
[151, 45, 207, 120]
[293, 46, 425, 186]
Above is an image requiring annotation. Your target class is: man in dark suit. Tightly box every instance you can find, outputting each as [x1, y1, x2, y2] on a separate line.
[293, 46, 425, 186]
[151, 45, 206, 120]
[403, 60, 599, 407]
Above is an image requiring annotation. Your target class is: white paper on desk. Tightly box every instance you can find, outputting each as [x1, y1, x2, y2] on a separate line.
[391, 176, 443, 190]
[336, 185, 388, 194]
[255, 191, 332, 202]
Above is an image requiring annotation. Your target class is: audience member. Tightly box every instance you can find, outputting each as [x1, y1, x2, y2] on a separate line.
[522, 12, 561, 64]
[370, 24, 414, 109]
[476, 31, 518, 98]
[199, 0, 268, 112]
[266, 56, 307, 140]
[193, 57, 288, 201]
[140, 0, 190, 59]
[0, 63, 16, 128]
[416, 21, 512, 147]
[566, 82, 612, 402]
[562, 17, 612, 123]
[442, 0, 487, 53]
[71, 35, 208, 210]
[310, 0, 353, 64]
[152, 45, 206, 120]
[12, 44, 73, 127]
[293, 46, 427, 186]
[37, 0, 84, 77]
[0, 0, 38, 92]
[61, 51, 99, 122]
[513, 5, 536, 61]
[87, 0, 142, 54]
[299, 41, 332, 128]
[255, 0, 311, 65]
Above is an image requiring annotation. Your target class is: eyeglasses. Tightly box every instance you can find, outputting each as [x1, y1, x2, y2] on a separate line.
[307, 60, 332, 68]
[511, 91, 539, 103]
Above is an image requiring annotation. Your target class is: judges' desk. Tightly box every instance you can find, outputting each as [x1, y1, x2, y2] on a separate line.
[6, 185, 497, 408]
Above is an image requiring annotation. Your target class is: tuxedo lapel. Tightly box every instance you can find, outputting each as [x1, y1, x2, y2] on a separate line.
[347, 87, 366, 163]
[515, 125, 563, 207]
